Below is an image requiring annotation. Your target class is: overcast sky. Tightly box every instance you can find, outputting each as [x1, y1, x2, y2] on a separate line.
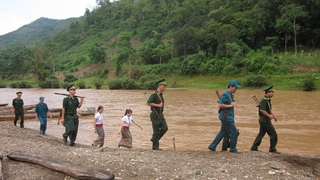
[0, 0, 97, 35]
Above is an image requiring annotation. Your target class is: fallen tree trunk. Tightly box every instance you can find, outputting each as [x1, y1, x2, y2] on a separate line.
[7, 151, 114, 180]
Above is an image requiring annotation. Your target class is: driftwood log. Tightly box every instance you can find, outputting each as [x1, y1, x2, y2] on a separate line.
[0, 154, 3, 180]
[7, 151, 114, 180]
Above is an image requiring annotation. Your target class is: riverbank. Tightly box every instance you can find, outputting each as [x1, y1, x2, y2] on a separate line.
[0, 121, 319, 180]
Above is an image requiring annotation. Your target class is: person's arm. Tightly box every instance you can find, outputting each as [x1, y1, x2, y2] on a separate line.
[218, 94, 235, 109]
[118, 121, 124, 134]
[93, 115, 98, 133]
[78, 97, 84, 108]
[61, 108, 65, 124]
[147, 94, 163, 108]
[132, 120, 142, 130]
[35, 105, 39, 120]
[11, 100, 14, 114]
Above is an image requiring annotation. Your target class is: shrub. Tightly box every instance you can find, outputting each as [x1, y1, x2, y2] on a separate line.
[10, 83, 17, 88]
[64, 75, 78, 83]
[0, 82, 6, 88]
[243, 75, 268, 87]
[121, 78, 137, 89]
[108, 79, 122, 89]
[143, 80, 158, 90]
[94, 79, 103, 89]
[77, 82, 86, 89]
[302, 75, 316, 91]
[39, 80, 60, 88]
[18, 81, 31, 88]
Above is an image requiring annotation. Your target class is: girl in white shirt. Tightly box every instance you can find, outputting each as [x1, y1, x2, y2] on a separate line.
[118, 109, 142, 148]
[92, 106, 105, 147]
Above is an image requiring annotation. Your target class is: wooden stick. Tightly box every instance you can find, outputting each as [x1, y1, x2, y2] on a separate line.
[54, 92, 84, 98]
[173, 138, 176, 151]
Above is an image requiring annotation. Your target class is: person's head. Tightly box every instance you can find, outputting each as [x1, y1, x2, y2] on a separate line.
[124, 109, 132, 116]
[39, 96, 44, 103]
[156, 79, 166, 93]
[227, 80, 241, 93]
[97, 105, 104, 113]
[263, 85, 275, 98]
[16, 92, 22, 99]
[67, 84, 76, 95]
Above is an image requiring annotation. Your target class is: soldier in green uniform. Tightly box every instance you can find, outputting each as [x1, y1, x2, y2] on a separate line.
[60, 84, 84, 146]
[12, 91, 25, 128]
[251, 85, 281, 154]
[147, 79, 168, 150]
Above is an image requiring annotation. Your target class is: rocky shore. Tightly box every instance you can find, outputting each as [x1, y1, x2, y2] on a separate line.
[0, 121, 319, 180]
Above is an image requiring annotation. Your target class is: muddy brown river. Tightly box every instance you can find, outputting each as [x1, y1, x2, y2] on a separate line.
[1, 88, 319, 156]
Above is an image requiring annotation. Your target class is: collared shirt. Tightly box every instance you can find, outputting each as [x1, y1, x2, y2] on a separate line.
[12, 98, 24, 110]
[35, 103, 49, 118]
[147, 91, 164, 114]
[63, 96, 79, 115]
[259, 95, 272, 121]
[218, 90, 235, 123]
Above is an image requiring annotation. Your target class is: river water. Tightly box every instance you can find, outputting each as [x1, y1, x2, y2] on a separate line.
[1, 88, 319, 156]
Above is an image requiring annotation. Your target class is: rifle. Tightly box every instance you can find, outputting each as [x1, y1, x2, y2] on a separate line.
[252, 95, 260, 107]
[54, 92, 85, 98]
[215, 90, 227, 120]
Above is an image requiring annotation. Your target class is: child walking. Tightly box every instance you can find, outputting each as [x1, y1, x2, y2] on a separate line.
[118, 109, 142, 148]
[92, 106, 105, 147]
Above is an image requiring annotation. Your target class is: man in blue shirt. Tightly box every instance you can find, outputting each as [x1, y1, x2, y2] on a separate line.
[208, 80, 241, 154]
[35, 96, 52, 135]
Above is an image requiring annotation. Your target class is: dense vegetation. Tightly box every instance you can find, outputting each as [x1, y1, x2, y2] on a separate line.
[0, 0, 319, 90]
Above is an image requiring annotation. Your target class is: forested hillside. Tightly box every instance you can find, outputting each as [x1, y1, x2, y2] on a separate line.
[0, 17, 80, 47]
[0, 0, 319, 90]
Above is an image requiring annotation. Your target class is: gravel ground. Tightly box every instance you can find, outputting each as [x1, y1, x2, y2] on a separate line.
[0, 121, 319, 180]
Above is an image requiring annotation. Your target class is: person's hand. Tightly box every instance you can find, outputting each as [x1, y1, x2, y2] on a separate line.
[158, 102, 163, 108]
[36, 118, 39, 121]
[11, 110, 14, 114]
[273, 115, 278, 122]
[94, 129, 97, 133]
[57, 120, 60, 125]
[61, 119, 65, 124]
[118, 131, 121, 135]
[230, 102, 236, 107]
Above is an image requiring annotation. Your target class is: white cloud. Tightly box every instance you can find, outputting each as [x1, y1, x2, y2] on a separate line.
[0, 0, 97, 35]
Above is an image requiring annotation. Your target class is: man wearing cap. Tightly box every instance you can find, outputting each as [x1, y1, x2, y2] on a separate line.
[251, 85, 281, 154]
[35, 97, 52, 135]
[12, 92, 25, 128]
[60, 84, 84, 146]
[147, 79, 168, 150]
[208, 80, 241, 154]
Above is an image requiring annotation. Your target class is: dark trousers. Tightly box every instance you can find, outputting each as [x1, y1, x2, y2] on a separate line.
[14, 110, 24, 128]
[222, 130, 240, 151]
[150, 112, 168, 150]
[251, 120, 278, 152]
[63, 115, 79, 145]
[39, 117, 47, 134]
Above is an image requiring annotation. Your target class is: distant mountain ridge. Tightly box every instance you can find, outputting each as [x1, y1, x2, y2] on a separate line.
[0, 17, 81, 47]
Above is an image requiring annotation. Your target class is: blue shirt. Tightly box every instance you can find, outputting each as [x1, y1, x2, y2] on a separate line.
[218, 90, 235, 123]
[35, 103, 49, 118]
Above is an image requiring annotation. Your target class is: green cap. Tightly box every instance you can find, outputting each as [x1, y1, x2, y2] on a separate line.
[263, 85, 274, 92]
[156, 79, 166, 86]
[67, 84, 76, 91]
[16, 91, 22, 95]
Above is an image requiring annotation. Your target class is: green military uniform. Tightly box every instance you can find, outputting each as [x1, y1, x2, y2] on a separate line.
[251, 85, 279, 153]
[12, 92, 24, 128]
[147, 79, 168, 150]
[62, 85, 80, 146]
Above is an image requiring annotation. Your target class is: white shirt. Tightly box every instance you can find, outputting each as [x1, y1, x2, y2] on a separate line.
[94, 112, 103, 125]
[122, 115, 133, 127]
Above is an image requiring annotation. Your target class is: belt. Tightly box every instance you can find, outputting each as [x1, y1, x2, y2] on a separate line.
[122, 126, 129, 129]
[66, 114, 77, 116]
[96, 124, 103, 126]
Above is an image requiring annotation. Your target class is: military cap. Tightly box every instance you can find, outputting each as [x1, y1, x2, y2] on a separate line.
[228, 80, 241, 88]
[263, 85, 274, 92]
[156, 79, 166, 86]
[67, 84, 76, 91]
[16, 91, 22, 95]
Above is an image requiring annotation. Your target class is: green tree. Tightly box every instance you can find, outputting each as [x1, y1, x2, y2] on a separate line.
[89, 44, 106, 64]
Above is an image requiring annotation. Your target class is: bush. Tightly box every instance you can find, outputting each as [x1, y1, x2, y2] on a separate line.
[77, 82, 86, 89]
[0, 82, 6, 88]
[121, 78, 137, 89]
[108, 79, 122, 89]
[94, 79, 103, 89]
[10, 83, 17, 88]
[39, 80, 60, 88]
[18, 81, 31, 88]
[143, 80, 158, 90]
[61, 82, 69, 89]
[243, 75, 268, 87]
[302, 75, 316, 91]
[64, 75, 78, 83]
